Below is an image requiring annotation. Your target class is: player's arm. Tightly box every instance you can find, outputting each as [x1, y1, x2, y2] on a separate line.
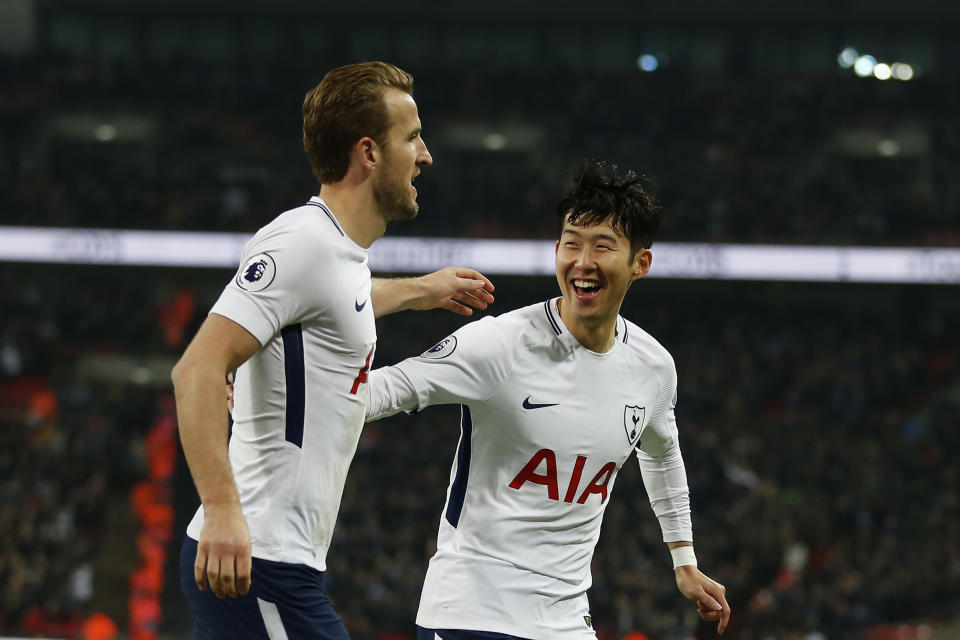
[370, 267, 494, 318]
[367, 318, 513, 422]
[639, 441, 731, 633]
[171, 313, 261, 599]
[637, 373, 730, 634]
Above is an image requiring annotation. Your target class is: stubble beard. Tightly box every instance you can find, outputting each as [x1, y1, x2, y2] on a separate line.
[373, 169, 418, 222]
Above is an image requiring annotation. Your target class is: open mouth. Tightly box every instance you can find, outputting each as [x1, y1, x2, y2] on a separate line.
[572, 278, 603, 298]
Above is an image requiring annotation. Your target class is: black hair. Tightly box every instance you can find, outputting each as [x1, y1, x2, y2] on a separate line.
[556, 161, 661, 256]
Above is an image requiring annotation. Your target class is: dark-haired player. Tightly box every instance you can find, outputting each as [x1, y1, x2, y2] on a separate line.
[368, 161, 730, 639]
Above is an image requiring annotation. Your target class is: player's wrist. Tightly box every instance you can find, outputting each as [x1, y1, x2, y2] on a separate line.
[670, 545, 697, 569]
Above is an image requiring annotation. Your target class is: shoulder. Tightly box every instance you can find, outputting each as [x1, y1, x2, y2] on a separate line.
[622, 318, 677, 384]
[240, 205, 349, 276]
[421, 301, 550, 363]
[248, 206, 338, 252]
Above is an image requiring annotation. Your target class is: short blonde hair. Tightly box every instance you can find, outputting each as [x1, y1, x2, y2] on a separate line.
[302, 62, 414, 184]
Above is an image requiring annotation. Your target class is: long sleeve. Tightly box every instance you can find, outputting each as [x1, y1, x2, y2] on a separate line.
[366, 366, 420, 422]
[365, 316, 516, 423]
[635, 369, 693, 543]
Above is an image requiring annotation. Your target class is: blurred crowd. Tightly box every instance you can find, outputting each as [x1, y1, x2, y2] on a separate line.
[1, 52, 959, 245]
[0, 266, 194, 638]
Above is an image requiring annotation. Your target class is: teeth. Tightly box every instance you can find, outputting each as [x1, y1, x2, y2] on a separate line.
[574, 280, 600, 290]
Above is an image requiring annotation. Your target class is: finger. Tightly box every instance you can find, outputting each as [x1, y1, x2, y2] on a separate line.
[219, 552, 237, 598]
[454, 268, 495, 292]
[700, 581, 730, 634]
[456, 278, 495, 304]
[237, 552, 252, 596]
[456, 290, 491, 310]
[715, 587, 731, 634]
[207, 556, 226, 599]
[696, 588, 723, 615]
[443, 299, 474, 316]
[194, 549, 208, 591]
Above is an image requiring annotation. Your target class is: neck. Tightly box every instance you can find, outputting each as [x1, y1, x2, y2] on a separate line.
[317, 183, 387, 248]
[556, 299, 619, 353]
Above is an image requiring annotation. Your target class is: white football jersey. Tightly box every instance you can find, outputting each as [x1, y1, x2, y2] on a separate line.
[186, 197, 377, 571]
[367, 299, 691, 639]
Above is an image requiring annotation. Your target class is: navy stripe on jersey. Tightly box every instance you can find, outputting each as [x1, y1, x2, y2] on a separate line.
[306, 201, 345, 237]
[544, 301, 562, 336]
[445, 406, 473, 527]
[281, 324, 306, 448]
[621, 317, 629, 344]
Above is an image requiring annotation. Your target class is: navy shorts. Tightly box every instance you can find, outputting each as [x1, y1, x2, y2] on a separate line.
[181, 536, 349, 640]
[416, 628, 527, 640]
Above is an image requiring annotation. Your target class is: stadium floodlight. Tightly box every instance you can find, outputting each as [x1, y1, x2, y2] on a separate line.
[637, 54, 659, 72]
[877, 139, 900, 157]
[873, 63, 892, 80]
[837, 47, 858, 69]
[483, 133, 507, 151]
[854, 55, 877, 77]
[891, 62, 915, 81]
[94, 123, 118, 142]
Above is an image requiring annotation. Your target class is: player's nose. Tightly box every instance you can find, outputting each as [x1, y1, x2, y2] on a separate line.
[418, 138, 433, 166]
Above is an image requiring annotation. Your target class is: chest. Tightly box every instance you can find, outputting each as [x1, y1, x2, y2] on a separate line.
[304, 264, 377, 362]
[490, 348, 661, 464]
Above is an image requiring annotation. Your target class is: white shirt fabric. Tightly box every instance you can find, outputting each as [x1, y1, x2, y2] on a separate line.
[367, 298, 692, 639]
[186, 197, 377, 572]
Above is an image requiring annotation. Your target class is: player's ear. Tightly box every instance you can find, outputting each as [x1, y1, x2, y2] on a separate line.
[631, 249, 652, 281]
[355, 136, 378, 171]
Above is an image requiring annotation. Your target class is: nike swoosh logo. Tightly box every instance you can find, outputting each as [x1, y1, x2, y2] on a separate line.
[522, 396, 558, 410]
[355, 298, 367, 312]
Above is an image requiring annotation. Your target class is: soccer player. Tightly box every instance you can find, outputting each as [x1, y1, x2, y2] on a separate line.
[172, 61, 495, 640]
[367, 162, 731, 639]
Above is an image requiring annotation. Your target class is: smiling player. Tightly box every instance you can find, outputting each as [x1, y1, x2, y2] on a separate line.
[367, 161, 731, 639]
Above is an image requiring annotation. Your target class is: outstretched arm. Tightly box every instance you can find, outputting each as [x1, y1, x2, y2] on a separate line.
[371, 267, 495, 318]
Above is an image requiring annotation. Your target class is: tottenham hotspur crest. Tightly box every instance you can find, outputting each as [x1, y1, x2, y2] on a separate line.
[624, 404, 645, 445]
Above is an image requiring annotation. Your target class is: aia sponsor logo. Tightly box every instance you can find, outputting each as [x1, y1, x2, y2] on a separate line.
[508, 448, 616, 505]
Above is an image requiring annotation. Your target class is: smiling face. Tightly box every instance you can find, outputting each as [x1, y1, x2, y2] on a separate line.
[555, 214, 651, 342]
[373, 88, 433, 221]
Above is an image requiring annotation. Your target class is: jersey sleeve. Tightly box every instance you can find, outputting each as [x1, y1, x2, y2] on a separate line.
[210, 225, 338, 345]
[366, 316, 515, 422]
[635, 356, 693, 543]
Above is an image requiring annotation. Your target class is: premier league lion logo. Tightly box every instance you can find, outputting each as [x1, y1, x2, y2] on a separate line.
[236, 252, 276, 292]
[244, 258, 268, 282]
[420, 336, 457, 360]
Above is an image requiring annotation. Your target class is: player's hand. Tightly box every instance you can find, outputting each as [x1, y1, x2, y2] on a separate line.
[410, 267, 495, 316]
[675, 565, 730, 634]
[195, 503, 252, 599]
